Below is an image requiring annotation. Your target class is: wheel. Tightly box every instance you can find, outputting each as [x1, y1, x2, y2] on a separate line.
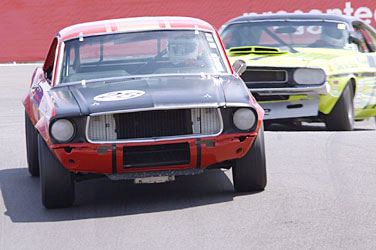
[325, 83, 354, 131]
[232, 123, 267, 192]
[38, 135, 75, 208]
[25, 112, 39, 176]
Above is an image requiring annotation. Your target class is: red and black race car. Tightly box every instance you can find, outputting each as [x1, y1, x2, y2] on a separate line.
[23, 16, 266, 208]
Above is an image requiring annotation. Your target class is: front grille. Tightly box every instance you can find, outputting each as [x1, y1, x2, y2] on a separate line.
[123, 143, 190, 168]
[115, 109, 192, 139]
[241, 68, 290, 88]
[87, 108, 221, 142]
[242, 69, 287, 83]
[252, 93, 290, 102]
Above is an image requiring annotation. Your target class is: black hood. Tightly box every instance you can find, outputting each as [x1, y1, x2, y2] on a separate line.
[50, 75, 251, 116]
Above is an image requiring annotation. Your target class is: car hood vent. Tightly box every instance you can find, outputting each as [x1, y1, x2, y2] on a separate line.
[228, 46, 289, 55]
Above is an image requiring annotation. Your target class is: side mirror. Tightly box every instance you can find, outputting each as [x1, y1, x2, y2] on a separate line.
[349, 31, 362, 45]
[232, 59, 247, 76]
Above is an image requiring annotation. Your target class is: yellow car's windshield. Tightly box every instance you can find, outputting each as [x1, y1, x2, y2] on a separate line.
[221, 20, 351, 51]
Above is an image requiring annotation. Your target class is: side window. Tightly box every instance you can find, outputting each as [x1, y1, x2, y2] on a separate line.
[353, 23, 376, 53]
[60, 44, 77, 80]
[43, 38, 58, 83]
[362, 27, 376, 52]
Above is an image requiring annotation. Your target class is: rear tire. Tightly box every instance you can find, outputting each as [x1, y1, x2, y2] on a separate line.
[232, 123, 267, 192]
[325, 83, 354, 131]
[25, 112, 39, 176]
[38, 135, 75, 208]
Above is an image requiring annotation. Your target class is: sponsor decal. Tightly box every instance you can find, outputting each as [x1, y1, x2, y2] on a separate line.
[337, 23, 346, 30]
[205, 33, 214, 42]
[32, 87, 43, 107]
[94, 90, 145, 102]
[244, 2, 376, 26]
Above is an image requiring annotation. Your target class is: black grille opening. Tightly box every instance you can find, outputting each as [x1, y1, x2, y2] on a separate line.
[242, 70, 287, 83]
[252, 93, 290, 102]
[123, 143, 190, 168]
[114, 109, 193, 139]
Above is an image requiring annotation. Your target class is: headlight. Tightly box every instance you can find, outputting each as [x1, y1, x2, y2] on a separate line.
[233, 108, 256, 131]
[50, 119, 75, 143]
[293, 68, 326, 85]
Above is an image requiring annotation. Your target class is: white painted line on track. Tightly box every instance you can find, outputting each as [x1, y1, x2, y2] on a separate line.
[0, 63, 42, 66]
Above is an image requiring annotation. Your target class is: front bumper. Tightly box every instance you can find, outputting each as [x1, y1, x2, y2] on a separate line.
[51, 134, 256, 175]
[250, 82, 330, 120]
[250, 82, 330, 96]
[261, 98, 320, 120]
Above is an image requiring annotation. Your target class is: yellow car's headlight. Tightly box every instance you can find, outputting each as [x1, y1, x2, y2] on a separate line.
[293, 68, 326, 85]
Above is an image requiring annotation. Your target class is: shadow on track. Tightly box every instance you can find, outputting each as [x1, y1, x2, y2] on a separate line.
[265, 120, 375, 132]
[0, 168, 240, 223]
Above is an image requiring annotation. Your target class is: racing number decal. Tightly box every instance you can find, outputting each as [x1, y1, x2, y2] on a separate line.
[94, 90, 145, 102]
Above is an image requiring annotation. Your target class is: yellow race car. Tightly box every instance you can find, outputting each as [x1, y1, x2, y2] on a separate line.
[220, 14, 376, 130]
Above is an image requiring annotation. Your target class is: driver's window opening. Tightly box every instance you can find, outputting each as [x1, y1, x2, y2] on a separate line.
[43, 38, 58, 84]
[353, 24, 376, 53]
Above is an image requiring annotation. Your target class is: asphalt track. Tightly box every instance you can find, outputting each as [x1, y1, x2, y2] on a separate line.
[0, 65, 375, 250]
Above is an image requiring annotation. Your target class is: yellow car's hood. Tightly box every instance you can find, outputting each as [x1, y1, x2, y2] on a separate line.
[227, 46, 359, 72]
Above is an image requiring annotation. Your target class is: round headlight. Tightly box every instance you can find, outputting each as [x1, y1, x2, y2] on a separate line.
[293, 68, 326, 85]
[233, 108, 256, 131]
[50, 119, 75, 143]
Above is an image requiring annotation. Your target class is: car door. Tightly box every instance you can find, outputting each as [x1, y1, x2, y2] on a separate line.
[351, 21, 376, 117]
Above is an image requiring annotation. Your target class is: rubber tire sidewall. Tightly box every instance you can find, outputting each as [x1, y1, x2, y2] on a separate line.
[25, 111, 39, 176]
[232, 123, 267, 192]
[38, 135, 75, 208]
[325, 83, 354, 131]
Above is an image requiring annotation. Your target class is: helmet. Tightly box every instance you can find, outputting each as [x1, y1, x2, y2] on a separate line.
[321, 24, 346, 48]
[167, 35, 199, 65]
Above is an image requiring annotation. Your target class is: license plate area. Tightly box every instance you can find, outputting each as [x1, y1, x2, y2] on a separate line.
[123, 143, 190, 169]
[134, 176, 175, 184]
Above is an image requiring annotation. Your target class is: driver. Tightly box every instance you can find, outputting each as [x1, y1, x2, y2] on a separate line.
[167, 35, 199, 66]
[320, 24, 347, 48]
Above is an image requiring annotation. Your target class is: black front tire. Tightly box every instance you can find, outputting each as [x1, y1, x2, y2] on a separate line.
[325, 83, 354, 131]
[232, 123, 267, 192]
[25, 112, 39, 176]
[38, 135, 75, 208]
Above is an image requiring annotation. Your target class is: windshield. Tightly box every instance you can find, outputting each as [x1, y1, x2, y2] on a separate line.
[60, 30, 227, 83]
[221, 20, 351, 51]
